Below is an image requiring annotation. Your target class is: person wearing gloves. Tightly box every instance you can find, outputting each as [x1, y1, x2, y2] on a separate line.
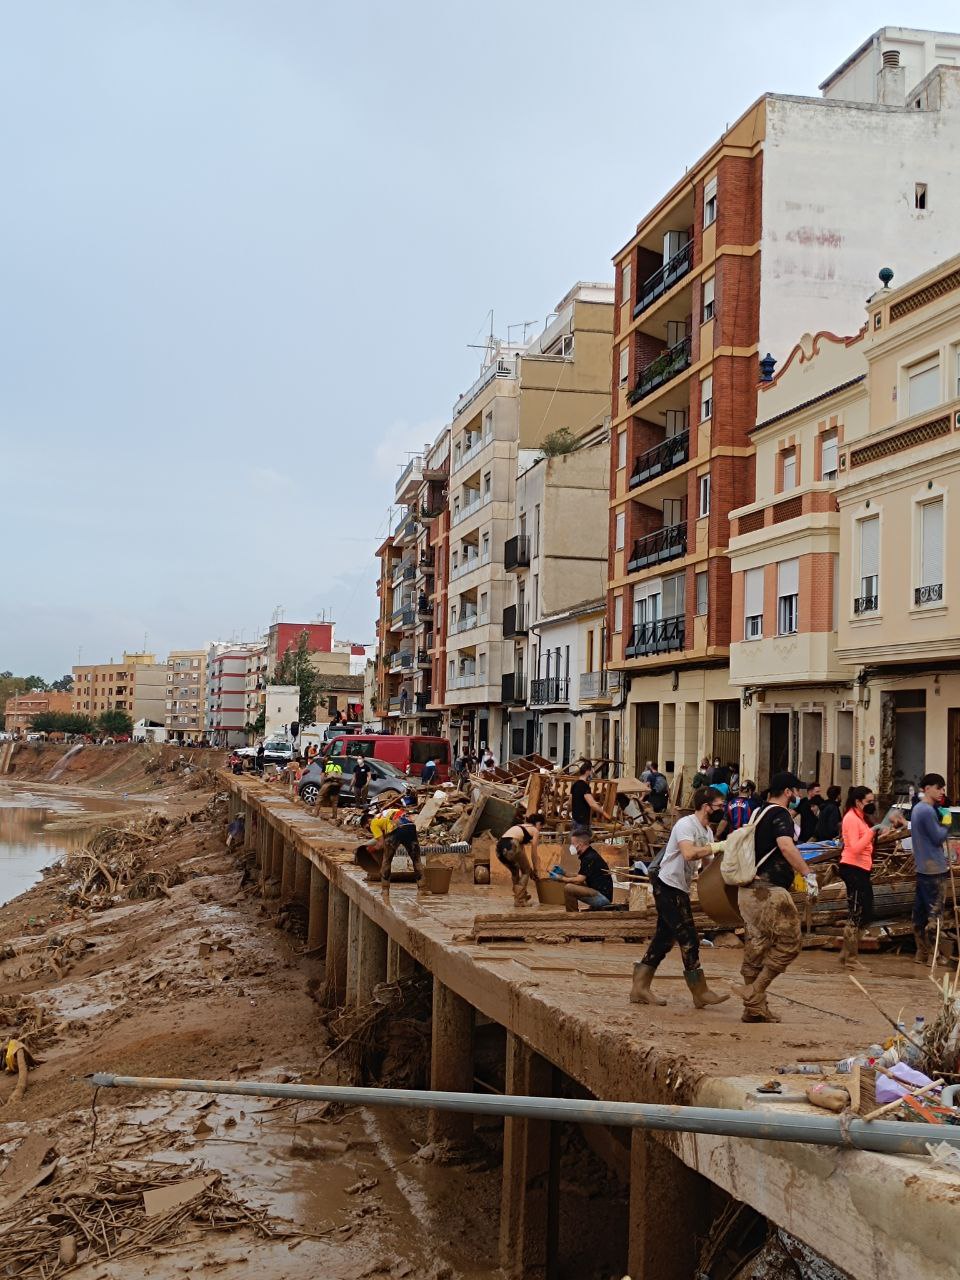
[630, 787, 729, 1009]
[732, 772, 818, 1024]
[838, 787, 876, 972]
[909, 771, 952, 964]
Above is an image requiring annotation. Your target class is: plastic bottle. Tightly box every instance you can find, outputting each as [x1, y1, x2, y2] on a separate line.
[913, 1015, 926, 1041]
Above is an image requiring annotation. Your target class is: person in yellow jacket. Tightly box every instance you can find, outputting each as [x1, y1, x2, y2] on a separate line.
[365, 807, 424, 888]
[317, 758, 343, 823]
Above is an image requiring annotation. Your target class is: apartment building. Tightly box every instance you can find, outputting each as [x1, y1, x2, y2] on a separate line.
[205, 640, 267, 747]
[836, 254, 960, 799]
[607, 27, 960, 783]
[443, 282, 614, 756]
[4, 690, 73, 734]
[728, 332, 867, 790]
[164, 649, 207, 743]
[374, 530, 404, 721]
[72, 652, 166, 725]
[501, 435, 612, 763]
[729, 252, 960, 799]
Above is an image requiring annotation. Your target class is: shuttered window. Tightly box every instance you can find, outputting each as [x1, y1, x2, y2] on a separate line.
[907, 358, 940, 416]
[920, 499, 944, 589]
[777, 559, 799, 635]
[663, 573, 685, 618]
[744, 568, 764, 639]
[859, 515, 879, 600]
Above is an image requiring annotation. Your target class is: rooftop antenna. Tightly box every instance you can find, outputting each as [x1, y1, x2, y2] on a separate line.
[466, 309, 497, 371]
[271, 604, 284, 626]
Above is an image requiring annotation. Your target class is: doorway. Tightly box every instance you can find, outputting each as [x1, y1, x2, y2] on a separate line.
[634, 702, 660, 775]
[758, 712, 790, 789]
[562, 722, 571, 768]
[837, 709, 854, 792]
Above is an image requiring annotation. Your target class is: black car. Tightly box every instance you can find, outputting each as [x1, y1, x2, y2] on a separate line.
[298, 756, 407, 807]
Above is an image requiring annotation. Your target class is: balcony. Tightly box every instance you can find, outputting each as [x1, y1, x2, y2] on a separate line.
[450, 553, 481, 581]
[388, 696, 405, 714]
[395, 456, 424, 505]
[530, 677, 569, 706]
[419, 549, 435, 569]
[627, 335, 692, 405]
[401, 607, 416, 628]
[625, 614, 685, 658]
[395, 512, 418, 543]
[417, 596, 433, 618]
[421, 493, 446, 519]
[579, 670, 622, 701]
[451, 491, 490, 526]
[451, 613, 479, 635]
[633, 241, 694, 319]
[454, 435, 485, 475]
[389, 650, 414, 674]
[414, 692, 430, 713]
[504, 534, 530, 571]
[627, 521, 687, 572]
[451, 672, 478, 689]
[853, 595, 878, 616]
[915, 583, 943, 606]
[417, 647, 432, 667]
[502, 603, 528, 638]
[453, 353, 518, 420]
[629, 429, 689, 489]
[501, 673, 527, 705]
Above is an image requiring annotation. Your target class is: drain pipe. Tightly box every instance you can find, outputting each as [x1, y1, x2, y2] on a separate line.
[85, 1074, 957, 1158]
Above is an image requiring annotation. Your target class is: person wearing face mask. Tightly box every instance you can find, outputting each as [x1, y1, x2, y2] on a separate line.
[630, 788, 729, 1008]
[732, 772, 817, 1024]
[559, 832, 613, 912]
[838, 787, 878, 971]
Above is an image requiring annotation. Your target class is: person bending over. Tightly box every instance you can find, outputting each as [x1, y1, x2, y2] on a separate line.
[496, 812, 545, 907]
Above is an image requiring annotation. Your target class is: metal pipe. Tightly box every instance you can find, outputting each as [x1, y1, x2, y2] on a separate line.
[85, 1074, 958, 1157]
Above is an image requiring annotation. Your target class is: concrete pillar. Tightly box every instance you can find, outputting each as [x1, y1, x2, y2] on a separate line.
[294, 851, 310, 905]
[307, 865, 329, 952]
[345, 900, 360, 1005]
[428, 980, 475, 1148]
[269, 827, 283, 882]
[325, 884, 349, 1004]
[357, 913, 388, 1005]
[281, 843, 297, 903]
[499, 1033, 556, 1278]
[386, 938, 416, 982]
[627, 1130, 711, 1280]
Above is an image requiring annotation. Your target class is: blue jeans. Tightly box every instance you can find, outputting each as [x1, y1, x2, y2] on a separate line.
[582, 891, 611, 911]
[914, 872, 948, 932]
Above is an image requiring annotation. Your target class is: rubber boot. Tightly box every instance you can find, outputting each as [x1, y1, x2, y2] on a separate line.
[685, 968, 730, 1009]
[839, 923, 867, 972]
[732, 966, 782, 1023]
[629, 963, 666, 1007]
[914, 928, 931, 965]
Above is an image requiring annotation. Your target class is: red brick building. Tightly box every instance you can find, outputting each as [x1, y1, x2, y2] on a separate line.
[4, 690, 73, 734]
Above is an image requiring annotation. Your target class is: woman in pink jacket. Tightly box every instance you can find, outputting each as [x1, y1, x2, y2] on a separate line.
[838, 786, 877, 971]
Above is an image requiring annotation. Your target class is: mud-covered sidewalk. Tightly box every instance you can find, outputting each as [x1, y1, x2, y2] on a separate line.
[0, 785, 504, 1280]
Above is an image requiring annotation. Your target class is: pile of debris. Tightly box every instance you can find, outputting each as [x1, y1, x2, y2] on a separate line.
[63, 813, 185, 908]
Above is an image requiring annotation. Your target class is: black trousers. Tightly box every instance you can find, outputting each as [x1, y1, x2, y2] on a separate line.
[641, 876, 700, 972]
[838, 863, 873, 928]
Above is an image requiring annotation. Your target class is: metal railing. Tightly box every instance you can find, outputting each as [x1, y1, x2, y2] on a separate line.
[389, 650, 414, 672]
[451, 491, 491, 526]
[416, 648, 431, 666]
[628, 335, 692, 404]
[530, 677, 569, 706]
[450, 554, 481, 580]
[579, 670, 622, 700]
[625, 614, 685, 658]
[502, 603, 528, 638]
[450, 614, 479, 635]
[401, 607, 416, 628]
[630, 429, 690, 489]
[627, 521, 687, 572]
[504, 534, 530, 571]
[451, 672, 478, 689]
[453, 436, 485, 474]
[395, 456, 423, 501]
[453, 353, 518, 420]
[633, 241, 694, 318]
[915, 583, 943, 606]
[853, 595, 878, 615]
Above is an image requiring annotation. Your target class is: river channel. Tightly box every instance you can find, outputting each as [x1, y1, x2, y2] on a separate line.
[0, 784, 135, 908]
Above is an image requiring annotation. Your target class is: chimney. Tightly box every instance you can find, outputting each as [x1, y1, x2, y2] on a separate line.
[877, 48, 905, 106]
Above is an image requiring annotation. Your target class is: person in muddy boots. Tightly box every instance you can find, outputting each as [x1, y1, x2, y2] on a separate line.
[367, 809, 424, 889]
[496, 812, 545, 907]
[630, 787, 729, 1009]
[731, 772, 818, 1024]
[559, 832, 614, 912]
[316, 769, 342, 822]
[838, 786, 878, 972]
[352, 757, 371, 806]
[909, 772, 952, 965]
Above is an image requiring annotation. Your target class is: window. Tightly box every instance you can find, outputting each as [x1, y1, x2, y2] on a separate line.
[613, 596, 623, 633]
[479, 591, 488, 622]
[918, 498, 944, 602]
[698, 473, 711, 517]
[744, 567, 763, 639]
[695, 571, 708, 616]
[617, 430, 626, 470]
[906, 357, 940, 415]
[700, 375, 713, 421]
[478, 651, 487, 678]
[915, 182, 927, 210]
[534, 505, 540, 556]
[618, 344, 629, 387]
[820, 430, 839, 481]
[482, 471, 491, 497]
[621, 259, 632, 306]
[481, 531, 490, 562]
[777, 559, 799, 635]
[702, 277, 715, 323]
[663, 572, 685, 619]
[483, 410, 493, 440]
[615, 512, 625, 550]
[781, 449, 797, 491]
[703, 176, 718, 227]
[857, 515, 879, 611]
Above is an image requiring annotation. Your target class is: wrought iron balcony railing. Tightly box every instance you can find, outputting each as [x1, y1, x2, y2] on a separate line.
[915, 583, 943, 606]
[853, 595, 878, 615]
[529, 677, 570, 706]
[633, 241, 694, 319]
[627, 521, 687, 572]
[630, 429, 689, 489]
[627, 335, 692, 405]
[625, 614, 685, 658]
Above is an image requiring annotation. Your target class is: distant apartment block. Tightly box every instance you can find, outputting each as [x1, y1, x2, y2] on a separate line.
[165, 649, 207, 743]
[72, 652, 166, 725]
[4, 690, 73, 734]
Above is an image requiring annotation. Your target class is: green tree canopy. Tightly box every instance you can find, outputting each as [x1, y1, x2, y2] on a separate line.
[50, 675, 74, 692]
[270, 629, 327, 726]
[97, 709, 134, 737]
[27, 711, 94, 735]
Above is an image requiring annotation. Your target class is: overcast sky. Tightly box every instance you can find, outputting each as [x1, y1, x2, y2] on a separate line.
[2, 2, 958, 679]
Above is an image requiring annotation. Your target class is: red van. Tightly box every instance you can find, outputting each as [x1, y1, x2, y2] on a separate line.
[323, 734, 451, 781]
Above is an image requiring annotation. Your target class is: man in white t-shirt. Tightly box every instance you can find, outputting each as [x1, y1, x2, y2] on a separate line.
[630, 787, 730, 1009]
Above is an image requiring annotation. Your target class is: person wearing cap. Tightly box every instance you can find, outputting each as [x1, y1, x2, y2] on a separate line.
[732, 771, 819, 1024]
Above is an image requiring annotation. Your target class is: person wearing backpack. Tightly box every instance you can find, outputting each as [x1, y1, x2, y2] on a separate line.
[630, 787, 729, 1009]
[729, 771, 818, 1023]
[645, 763, 669, 814]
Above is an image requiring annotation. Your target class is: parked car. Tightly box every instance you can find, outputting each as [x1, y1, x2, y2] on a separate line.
[320, 734, 451, 781]
[298, 756, 408, 807]
[237, 738, 294, 766]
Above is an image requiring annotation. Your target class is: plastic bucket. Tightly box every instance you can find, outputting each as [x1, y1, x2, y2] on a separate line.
[423, 865, 453, 895]
[536, 878, 567, 907]
[697, 859, 743, 926]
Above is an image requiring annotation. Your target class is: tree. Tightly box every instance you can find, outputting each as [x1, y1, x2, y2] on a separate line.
[244, 708, 265, 737]
[540, 428, 578, 457]
[27, 711, 93, 735]
[0, 672, 49, 707]
[97, 709, 134, 737]
[270, 629, 327, 725]
[50, 675, 74, 692]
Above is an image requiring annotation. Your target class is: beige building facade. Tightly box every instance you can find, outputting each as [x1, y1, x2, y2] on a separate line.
[72, 652, 166, 726]
[165, 649, 207, 742]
